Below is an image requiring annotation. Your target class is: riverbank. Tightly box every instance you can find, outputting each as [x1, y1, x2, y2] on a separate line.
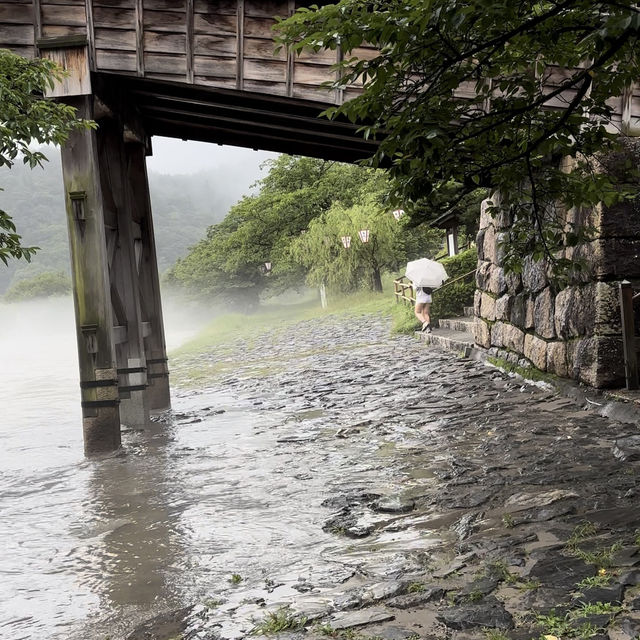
[125, 305, 640, 640]
[169, 290, 404, 387]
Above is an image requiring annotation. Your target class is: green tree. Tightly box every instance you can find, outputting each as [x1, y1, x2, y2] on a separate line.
[4, 270, 71, 302]
[0, 49, 93, 264]
[276, 1, 640, 272]
[166, 156, 400, 303]
[290, 196, 441, 293]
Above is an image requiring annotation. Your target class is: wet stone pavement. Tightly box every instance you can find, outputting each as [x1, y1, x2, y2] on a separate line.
[134, 313, 640, 640]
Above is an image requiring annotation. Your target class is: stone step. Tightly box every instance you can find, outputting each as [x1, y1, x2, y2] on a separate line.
[437, 317, 474, 332]
[415, 327, 476, 356]
[463, 306, 474, 318]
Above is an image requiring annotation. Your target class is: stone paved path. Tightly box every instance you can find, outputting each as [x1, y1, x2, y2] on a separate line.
[134, 313, 640, 640]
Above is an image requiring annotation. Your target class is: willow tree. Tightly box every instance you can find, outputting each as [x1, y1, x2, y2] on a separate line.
[276, 1, 640, 273]
[289, 197, 440, 293]
[0, 49, 93, 265]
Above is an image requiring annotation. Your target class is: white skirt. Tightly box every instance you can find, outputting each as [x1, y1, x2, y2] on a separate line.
[415, 290, 432, 304]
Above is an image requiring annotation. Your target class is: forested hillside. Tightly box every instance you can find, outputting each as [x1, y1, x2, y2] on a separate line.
[0, 147, 256, 294]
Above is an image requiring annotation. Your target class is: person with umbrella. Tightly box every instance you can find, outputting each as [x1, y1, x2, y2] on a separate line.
[414, 284, 433, 332]
[405, 258, 449, 333]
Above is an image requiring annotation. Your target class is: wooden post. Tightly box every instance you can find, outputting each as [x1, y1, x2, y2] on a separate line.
[60, 95, 121, 454]
[97, 117, 150, 426]
[619, 281, 639, 390]
[236, 0, 245, 91]
[319, 282, 327, 309]
[126, 142, 171, 411]
[447, 224, 459, 256]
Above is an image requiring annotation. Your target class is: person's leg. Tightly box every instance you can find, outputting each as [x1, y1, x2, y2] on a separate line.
[423, 303, 432, 332]
[415, 302, 430, 330]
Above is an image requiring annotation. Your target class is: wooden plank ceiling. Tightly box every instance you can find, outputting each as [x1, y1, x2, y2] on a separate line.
[1, 0, 637, 158]
[0, 0, 375, 161]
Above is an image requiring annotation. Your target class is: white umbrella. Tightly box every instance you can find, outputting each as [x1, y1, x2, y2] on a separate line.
[405, 258, 449, 288]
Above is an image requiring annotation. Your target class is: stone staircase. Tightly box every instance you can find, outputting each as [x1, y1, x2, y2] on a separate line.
[415, 306, 477, 356]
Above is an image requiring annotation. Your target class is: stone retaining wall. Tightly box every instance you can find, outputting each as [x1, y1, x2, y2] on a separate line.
[473, 196, 640, 387]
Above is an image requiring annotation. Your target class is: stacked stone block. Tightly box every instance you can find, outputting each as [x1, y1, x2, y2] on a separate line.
[473, 197, 639, 387]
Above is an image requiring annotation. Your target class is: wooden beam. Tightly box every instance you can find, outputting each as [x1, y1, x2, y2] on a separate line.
[125, 142, 170, 410]
[38, 35, 88, 50]
[285, 0, 295, 97]
[146, 116, 374, 162]
[135, 0, 144, 76]
[186, 0, 194, 83]
[40, 43, 92, 97]
[101, 118, 150, 426]
[123, 79, 370, 134]
[121, 74, 333, 114]
[236, 0, 244, 90]
[139, 102, 377, 151]
[335, 44, 344, 104]
[60, 95, 121, 454]
[619, 281, 639, 390]
[131, 91, 359, 129]
[84, 0, 95, 69]
[32, 0, 41, 56]
[113, 325, 128, 345]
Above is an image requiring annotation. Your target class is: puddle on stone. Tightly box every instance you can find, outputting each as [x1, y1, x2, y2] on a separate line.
[407, 466, 437, 480]
[290, 408, 326, 421]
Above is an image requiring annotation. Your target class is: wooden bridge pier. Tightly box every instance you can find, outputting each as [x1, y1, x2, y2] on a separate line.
[54, 44, 169, 454]
[125, 140, 171, 414]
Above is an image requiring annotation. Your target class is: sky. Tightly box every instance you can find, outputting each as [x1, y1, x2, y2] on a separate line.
[146, 136, 279, 180]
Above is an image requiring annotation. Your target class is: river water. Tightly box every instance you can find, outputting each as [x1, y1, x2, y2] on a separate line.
[0, 298, 294, 639]
[0, 298, 405, 640]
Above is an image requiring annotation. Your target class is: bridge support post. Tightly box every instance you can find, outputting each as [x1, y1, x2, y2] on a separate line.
[47, 43, 170, 452]
[61, 95, 121, 455]
[126, 141, 171, 411]
[97, 116, 151, 427]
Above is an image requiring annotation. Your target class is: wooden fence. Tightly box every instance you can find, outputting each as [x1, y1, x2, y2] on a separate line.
[393, 268, 478, 307]
[394, 276, 415, 306]
[619, 280, 640, 390]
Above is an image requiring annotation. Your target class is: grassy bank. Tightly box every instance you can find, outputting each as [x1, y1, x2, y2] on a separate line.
[171, 287, 399, 359]
[168, 283, 419, 389]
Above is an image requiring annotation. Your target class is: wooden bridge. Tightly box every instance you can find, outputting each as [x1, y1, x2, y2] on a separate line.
[3, 2, 640, 454]
[1, 0, 377, 454]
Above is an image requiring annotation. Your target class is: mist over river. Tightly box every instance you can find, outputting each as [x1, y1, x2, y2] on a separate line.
[0, 296, 288, 640]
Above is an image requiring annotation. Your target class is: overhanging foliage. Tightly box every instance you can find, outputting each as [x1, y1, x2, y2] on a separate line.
[0, 49, 94, 265]
[276, 1, 640, 272]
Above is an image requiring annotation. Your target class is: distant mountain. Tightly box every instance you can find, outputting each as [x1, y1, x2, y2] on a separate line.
[0, 147, 259, 294]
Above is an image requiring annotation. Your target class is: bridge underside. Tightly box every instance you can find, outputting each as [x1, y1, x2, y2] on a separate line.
[51, 60, 379, 456]
[108, 74, 378, 163]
